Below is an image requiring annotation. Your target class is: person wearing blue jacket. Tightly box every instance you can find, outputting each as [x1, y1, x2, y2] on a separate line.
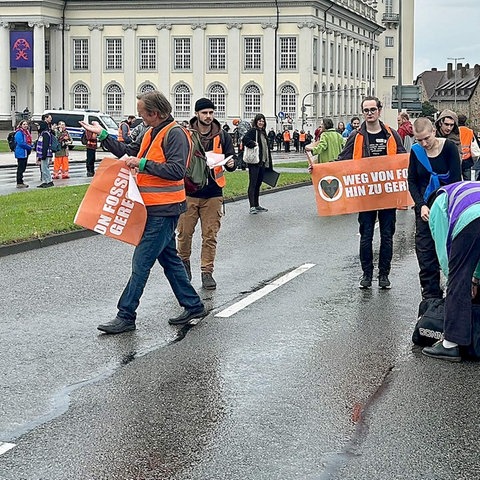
[423, 182, 480, 362]
[14, 120, 33, 188]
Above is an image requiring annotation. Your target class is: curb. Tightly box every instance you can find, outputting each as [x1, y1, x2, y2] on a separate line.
[0, 181, 312, 258]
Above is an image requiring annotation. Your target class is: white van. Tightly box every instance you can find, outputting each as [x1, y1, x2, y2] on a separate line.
[40, 109, 119, 147]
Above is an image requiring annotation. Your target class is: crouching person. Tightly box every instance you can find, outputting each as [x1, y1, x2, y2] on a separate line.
[423, 181, 480, 361]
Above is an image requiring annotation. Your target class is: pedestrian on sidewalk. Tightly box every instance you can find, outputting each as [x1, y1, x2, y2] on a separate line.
[81, 129, 98, 177]
[14, 120, 33, 188]
[305, 118, 345, 164]
[79, 90, 206, 333]
[53, 121, 72, 179]
[36, 114, 54, 188]
[242, 113, 273, 214]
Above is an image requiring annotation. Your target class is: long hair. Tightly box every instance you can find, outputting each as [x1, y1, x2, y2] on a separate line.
[252, 113, 267, 130]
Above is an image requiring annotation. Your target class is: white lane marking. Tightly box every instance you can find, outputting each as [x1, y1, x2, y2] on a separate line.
[215, 263, 316, 318]
[0, 442, 16, 455]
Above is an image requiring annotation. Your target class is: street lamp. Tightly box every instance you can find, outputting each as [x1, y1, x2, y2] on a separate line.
[447, 56, 465, 111]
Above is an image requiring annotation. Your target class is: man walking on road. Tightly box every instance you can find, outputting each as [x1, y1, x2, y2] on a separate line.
[338, 96, 406, 290]
[177, 98, 236, 290]
[79, 90, 206, 333]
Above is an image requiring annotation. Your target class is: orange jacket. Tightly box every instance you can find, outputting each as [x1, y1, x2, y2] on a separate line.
[211, 134, 225, 188]
[459, 126, 475, 160]
[136, 121, 188, 206]
[283, 130, 291, 142]
[353, 125, 397, 159]
[118, 122, 131, 143]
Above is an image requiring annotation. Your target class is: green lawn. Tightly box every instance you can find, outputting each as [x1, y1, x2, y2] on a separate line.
[277, 161, 309, 169]
[0, 139, 11, 153]
[0, 170, 311, 245]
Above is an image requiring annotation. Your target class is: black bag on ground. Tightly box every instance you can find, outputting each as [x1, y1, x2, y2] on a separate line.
[412, 298, 444, 347]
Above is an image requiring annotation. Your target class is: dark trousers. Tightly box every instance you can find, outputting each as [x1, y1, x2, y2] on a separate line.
[444, 218, 480, 345]
[16, 157, 28, 184]
[247, 163, 265, 208]
[462, 157, 473, 181]
[415, 210, 443, 298]
[86, 148, 96, 173]
[358, 208, 396, 277]
[284, 141, 290, 153]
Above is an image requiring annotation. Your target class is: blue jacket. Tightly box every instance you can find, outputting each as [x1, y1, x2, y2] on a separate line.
[14, 129, 32, 159]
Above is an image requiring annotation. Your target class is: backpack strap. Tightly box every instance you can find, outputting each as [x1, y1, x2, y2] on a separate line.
[412, 143, 450, 203]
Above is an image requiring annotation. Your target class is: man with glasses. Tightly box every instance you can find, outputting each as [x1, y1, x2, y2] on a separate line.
[338, 96, 406, 289]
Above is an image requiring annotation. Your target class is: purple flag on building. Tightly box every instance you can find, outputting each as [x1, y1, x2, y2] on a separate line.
[10, 31, 34, 68]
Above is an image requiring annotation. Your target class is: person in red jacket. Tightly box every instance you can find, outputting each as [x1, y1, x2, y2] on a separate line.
[397, 112, 414, 152]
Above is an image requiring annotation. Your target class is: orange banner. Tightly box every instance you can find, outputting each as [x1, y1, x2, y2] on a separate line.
[74, 157, 147, 245]
[311, 153, 413, 216]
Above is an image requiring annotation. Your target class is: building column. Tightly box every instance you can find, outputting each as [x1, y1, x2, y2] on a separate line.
[49, 25, 63, 109]
[29, 22, 46, 116]
[156, 23, 172, 96]
[122, 23, 137, 115]
[262, 22, 276, 119]
[226, 23, 242, 118]
[0, 22, 12, 124]
[191, 23, 206, 101]
[88, 24, 103, 110]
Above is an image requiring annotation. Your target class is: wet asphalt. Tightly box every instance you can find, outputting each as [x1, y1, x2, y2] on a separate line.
[1, 185, 480, 479]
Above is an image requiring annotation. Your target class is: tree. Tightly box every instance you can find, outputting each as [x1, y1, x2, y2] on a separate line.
[421, 101, 437, 118]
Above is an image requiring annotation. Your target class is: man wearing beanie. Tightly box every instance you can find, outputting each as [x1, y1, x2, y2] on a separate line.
[176, 98, 236, 290]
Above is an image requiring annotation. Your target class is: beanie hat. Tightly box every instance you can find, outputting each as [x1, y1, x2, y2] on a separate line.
[195, 97, 216, 112]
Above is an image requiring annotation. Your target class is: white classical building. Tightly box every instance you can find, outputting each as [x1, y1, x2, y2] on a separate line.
[0, 0, 413, 129]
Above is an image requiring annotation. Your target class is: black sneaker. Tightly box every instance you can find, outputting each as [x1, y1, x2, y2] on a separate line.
[201, 272, 217, 290]
[168, 306, 208, 325]
[378, 275, 391, 289]
[359, 275, 372, 289]
[422, 340, 461, 362]
[98, 317, 136, 334]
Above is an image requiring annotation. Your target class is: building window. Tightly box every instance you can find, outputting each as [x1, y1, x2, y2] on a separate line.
[106, 39, 123, 70]
[337, 44, 341, 75]
[385, 0, 393, 14]
[139, 38, 156, 70]
[343, 85, 348, 114]
[45, 39, 50, 71]
[244, 37, 261, 70]
[45, 85, 50, 110]
[344, 46, 347, 75]
[105, 84, 123, 119]
[280, 37, 297, 70]
[337, 84, 341, 115]
[329, 83, 334, 115]
[350, 48, 354, 77]
[73, 83, 89, 109]
[385, 57, 394, 77]
[356, 50, 359, 78]
[208, 84, 226, 118]
[313, 38, 318, 72]
[322, 40, 326, 73]
[138, 83, 155, 94]
[243, 84, 261, 118]
[73, 39, 89, 70]
[10, 84, 16, 112]
[329, 42, 334, 74]
[385, 36, 394, 47]
[209, 37, 226, 70]
[174, 38, 191, 70]
[362, 52, 365, 79]
[280, 85, 296, 120]
[174, 84, 191, 118]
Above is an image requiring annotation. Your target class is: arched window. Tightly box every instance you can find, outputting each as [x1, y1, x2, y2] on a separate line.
[243, 84, 261, 119]
[174, 83, 191, 119]
[329, 83, 334, 115]
[312, 83, 318, 118]
[321, 84, 326, 116]
[45, 85, 50, 110]
[343, 85, 348, 114]
[105, 84, 123, 119]
[73, 83, 89, 110]
[280, 85, 296, 121]
[208, 84, 226, 119]
[10, 84, 16, 112]
[337, 84, 341, 115]
[139, 83, 155, 95]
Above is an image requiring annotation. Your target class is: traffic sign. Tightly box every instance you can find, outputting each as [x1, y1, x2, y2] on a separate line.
[278, 111, 286, 119]
[391, 101, 422, 111]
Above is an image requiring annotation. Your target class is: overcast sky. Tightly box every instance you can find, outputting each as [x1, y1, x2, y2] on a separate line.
[414, 0, 480, 78]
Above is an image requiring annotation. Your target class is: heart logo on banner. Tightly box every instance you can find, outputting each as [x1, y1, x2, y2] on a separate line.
[320, 179, 339, 199]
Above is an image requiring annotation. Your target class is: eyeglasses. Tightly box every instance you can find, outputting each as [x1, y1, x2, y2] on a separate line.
[363, 107, 378, 114]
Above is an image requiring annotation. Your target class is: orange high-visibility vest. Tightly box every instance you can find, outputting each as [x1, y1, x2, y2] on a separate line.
[211, 134, 226, 188]
[118, 122, 130, 143]
[299, 133, 306, 142]
[353, 125, 397, 159]
[283, 130, 291, 142]
[136, 121, 189, 206]
[459, 126, 475, 161]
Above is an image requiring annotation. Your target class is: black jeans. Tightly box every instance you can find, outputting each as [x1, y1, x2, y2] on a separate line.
[358, 208, 396, 277]
[86, 148, 96, 173]
[415, 209, 443, 298]
[16, 157, 28, 184]
[444, 218, 480, 345]
[247, 163, 265, 208]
